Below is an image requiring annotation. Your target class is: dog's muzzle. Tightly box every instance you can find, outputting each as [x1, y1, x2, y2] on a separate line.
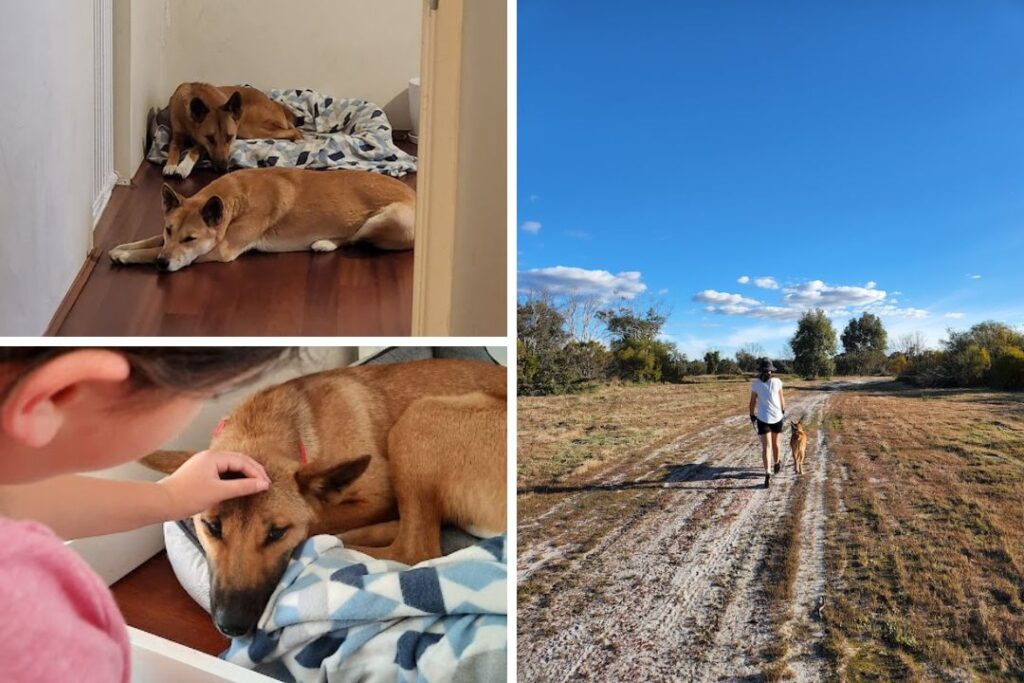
[155, 256, 171, 271]
[212, 587, 269, 638]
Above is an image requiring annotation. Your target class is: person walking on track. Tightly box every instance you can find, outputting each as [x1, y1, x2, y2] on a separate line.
[749, 359, 786, 489]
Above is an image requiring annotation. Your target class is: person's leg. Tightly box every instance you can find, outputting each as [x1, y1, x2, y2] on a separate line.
[760, 433, 770, 473]
[771, 430, 782, 471]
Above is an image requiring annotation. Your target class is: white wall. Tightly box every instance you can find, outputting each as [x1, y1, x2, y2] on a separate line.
[450, 0, 507, 336]
[163, 0, 422, 130]
[0, 0, 97, 335]
[114, 0, 170, 180]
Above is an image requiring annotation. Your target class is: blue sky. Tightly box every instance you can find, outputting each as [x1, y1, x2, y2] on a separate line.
[518, 1, 1024, 358]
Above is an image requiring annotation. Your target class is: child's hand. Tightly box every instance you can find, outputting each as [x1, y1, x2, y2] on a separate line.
[157, 450, 270, 520]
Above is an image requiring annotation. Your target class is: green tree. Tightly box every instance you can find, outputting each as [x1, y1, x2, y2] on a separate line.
[836, 312, 888, 375]
[791, 309, 837, 379]
[841, 312, 887, 354]
[598, 306, 672, 382]
[517, 298, 571, 395]
[704, 350, 721, 375]
[991, 347, 1024, 390]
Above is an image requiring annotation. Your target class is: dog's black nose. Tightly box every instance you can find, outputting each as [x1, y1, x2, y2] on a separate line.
[155, 256, 170, 270]
[216, 620, 251, 638]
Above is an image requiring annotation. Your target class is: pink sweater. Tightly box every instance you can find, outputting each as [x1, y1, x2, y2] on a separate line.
[0, 517, 130, 682]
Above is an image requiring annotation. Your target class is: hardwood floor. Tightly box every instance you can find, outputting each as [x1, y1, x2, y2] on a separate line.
[110, 550, 228, 656]
[56, 144, 416, 336]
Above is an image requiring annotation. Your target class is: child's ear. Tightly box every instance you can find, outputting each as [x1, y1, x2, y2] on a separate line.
[0, 350, 130, 448]
[296, 455, 372, 505]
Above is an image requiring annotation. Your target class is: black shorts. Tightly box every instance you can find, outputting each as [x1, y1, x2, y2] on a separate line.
[756, 418, 783, 435]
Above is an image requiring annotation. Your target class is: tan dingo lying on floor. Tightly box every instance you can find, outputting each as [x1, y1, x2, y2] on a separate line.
[141, 358, 506, 637]
[165, 83, 303, 178]
[791, 419, 808, 474]
[108, 167, 415, 271]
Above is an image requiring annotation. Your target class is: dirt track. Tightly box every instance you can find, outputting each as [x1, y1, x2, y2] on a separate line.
[518, 383, 850, 682]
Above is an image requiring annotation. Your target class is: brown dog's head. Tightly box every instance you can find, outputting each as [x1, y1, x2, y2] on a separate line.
[156, 184, 227, 271]
[188, 91, 242, 172]
[791, 419, 806, 436]
[143, 449, 371, 637]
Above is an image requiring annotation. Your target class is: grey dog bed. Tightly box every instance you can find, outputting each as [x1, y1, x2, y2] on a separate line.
[164, 347, 501, 613]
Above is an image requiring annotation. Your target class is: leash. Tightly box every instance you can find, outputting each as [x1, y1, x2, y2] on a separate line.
[213, 417, 308, 465]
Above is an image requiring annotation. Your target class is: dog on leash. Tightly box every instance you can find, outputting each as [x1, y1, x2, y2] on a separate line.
[790, 419, 808, 474]
[141, 359, 506, 637]
[165, 83, 304, 178]
[108, 167, 415, 271]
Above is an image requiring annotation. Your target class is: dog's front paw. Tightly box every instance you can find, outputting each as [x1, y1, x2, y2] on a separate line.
[162, 163, 180, 178]
[311, 239, 339, 253]
[109, 248, 131, 264]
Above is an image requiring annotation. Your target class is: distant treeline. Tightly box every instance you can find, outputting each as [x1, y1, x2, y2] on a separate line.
[517, 295, 1024, 395]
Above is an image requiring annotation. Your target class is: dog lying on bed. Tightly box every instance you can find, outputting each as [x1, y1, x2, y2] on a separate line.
[108, 167, 415, 271]
[164, 83, 304, 178]
[141, 359, 506, 637]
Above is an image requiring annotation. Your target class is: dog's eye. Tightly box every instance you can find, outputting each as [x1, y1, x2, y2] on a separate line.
[264, 525, 290, 545]
[182, 235, 197, 243]
[164, 226, 171, 235]
[207, 135, 216, 145]
[203, 518, 222, 539]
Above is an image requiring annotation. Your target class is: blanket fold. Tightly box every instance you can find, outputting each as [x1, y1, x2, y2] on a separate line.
[223, 535, 507, 683]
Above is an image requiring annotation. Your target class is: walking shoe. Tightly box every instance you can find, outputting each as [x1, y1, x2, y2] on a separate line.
[764, 473, 770, 489]
[774, 461, 781, 474]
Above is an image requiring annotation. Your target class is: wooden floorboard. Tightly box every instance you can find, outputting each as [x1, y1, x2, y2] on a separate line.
[110, 551, 229, 657]
[57, 143, 416, 336]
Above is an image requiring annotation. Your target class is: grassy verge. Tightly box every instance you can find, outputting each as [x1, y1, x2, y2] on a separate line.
[822, 382, 1024, 680]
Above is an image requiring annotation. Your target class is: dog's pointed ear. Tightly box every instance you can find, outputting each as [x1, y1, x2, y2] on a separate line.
[201, 196, 224, 226]
[161, 184, 183, 213]
[140, 450, 194, 474]
[189, 97, 210, 123]
[296, 455, 372, 504]
[222, 91, 243, 121]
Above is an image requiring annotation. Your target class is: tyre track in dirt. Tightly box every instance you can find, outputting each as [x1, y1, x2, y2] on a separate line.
[519, 384, 847, 682]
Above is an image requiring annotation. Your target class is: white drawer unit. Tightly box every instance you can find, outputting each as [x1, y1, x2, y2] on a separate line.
[129, 629, 275, 683]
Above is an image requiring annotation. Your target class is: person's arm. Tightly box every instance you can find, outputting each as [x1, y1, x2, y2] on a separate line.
[749, 390, 757, 421]
[0, 450, 269, 539]
[779, 386, 786, 415]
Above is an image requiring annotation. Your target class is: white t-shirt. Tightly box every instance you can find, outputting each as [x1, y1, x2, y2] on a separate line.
[751, 377, 784, 424]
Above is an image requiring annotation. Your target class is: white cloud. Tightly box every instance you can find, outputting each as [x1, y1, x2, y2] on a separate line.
[658, 288, 669, 295]
[783, 280, 887, 308]
[737, 275, 750, 284]
[968, 274, 982, 280]
[518, 266, 647, 301]
[521, 221, 542, 234]
[944, 312, 965, 319]
[693, 290, 760, 306]
[754, 276, 780, 290]
[874, 305, 929, 319]
[866, 281, 877, 289]
[563, 229, 591, 240]
[697, 278, 931, 322]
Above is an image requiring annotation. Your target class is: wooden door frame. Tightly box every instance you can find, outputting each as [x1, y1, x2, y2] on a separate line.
[411, 0, 465, 336]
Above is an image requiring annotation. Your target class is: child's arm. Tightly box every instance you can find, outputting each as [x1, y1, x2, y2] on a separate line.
[0, 450, 269, 539]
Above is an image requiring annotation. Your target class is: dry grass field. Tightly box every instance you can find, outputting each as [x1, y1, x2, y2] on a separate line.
[517, 378, 1024, 681]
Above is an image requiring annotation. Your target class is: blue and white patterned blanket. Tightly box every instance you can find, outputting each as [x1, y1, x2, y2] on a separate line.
[147, 88, 417, 177]
[222, 535, 507, 683]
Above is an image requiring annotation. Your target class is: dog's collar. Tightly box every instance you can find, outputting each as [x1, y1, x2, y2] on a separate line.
[213, 417, 308, 465]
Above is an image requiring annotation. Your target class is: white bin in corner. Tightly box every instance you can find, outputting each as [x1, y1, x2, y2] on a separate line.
[409, 77, 421, 143]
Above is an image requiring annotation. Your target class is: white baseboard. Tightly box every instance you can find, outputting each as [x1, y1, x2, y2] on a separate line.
[92, 170, 118, 225]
